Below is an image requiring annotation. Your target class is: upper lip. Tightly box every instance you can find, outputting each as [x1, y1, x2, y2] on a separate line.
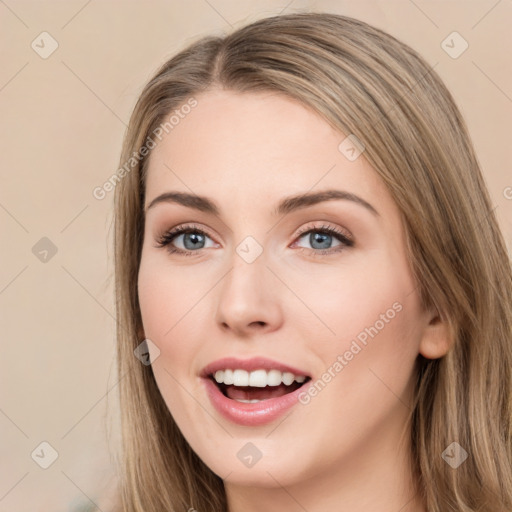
[200, 357, 311, 378]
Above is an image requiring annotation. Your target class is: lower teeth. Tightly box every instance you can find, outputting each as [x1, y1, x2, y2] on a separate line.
[234, 398, 264, 403]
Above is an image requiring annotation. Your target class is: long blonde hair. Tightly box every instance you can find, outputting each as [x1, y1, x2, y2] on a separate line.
[112, 12, 512, 511]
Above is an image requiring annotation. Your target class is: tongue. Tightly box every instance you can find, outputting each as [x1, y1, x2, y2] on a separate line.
[225, 382, 300, 401]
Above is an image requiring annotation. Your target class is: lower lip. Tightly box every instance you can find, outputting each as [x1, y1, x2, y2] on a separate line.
[202, 377, 310, 426]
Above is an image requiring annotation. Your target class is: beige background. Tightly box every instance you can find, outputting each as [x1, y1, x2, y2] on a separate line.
[1, 1, 511, 510]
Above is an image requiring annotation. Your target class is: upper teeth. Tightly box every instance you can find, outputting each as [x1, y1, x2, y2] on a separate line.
[213, 369, 307, 387]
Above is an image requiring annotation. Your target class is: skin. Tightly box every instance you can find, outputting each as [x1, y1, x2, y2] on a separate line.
[137, 88, 450, 512]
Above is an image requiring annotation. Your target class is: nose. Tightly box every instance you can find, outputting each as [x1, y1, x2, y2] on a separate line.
[215, 250, 283, 337]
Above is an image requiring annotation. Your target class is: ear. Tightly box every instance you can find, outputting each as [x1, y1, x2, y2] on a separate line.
[418, 309, 453, 359]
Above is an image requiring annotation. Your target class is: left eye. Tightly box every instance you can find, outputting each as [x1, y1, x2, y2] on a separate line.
[290, 224, 354, 256]
[296, 229, 345, 251]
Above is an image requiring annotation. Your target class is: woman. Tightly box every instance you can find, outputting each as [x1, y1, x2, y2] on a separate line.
[112, 12, 512, 512]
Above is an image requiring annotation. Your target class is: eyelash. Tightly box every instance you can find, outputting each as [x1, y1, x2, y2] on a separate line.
[155, 223, 354, 258]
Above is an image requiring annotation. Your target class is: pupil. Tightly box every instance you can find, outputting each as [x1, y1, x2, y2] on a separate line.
[184, 233, 204, 250]
[311, 232, 331, 250]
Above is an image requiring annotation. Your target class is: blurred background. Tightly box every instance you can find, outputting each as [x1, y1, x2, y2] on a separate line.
[1, 1, 511, 510]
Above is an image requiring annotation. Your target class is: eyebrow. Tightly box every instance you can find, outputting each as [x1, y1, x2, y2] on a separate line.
[145, 189, 379, 217]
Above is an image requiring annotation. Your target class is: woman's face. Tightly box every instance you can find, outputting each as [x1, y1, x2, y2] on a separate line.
[138, 89, 441, 489]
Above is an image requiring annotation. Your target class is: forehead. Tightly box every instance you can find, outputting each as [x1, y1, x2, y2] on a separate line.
[144, 89, 389, 214]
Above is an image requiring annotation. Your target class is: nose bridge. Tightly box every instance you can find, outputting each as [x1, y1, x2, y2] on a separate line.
[215, 237, 282, 333]
[222, 241, 268, 304]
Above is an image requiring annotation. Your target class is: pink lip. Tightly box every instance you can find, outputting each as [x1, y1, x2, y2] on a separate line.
[202, 377, 311, 426]
[200, 357, 312, 427]
[200, 356, 310, 378]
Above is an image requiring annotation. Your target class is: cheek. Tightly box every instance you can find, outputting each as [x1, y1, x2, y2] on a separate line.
[138, 257, 204, 424]
[298, 283, 422, 456]
[286, 249, 418, 349]
[137, 249, 221, 378]
[137, 249, 207, 341]
[137, 254, 196, 383]
[292, 254, 423, 418]
[310, 270, 422, 414]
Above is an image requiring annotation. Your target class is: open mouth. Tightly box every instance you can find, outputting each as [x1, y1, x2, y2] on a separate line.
[209, 369, 311, 403]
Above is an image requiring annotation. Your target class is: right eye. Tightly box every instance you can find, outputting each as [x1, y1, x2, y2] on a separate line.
[156, 224, 217, 256]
